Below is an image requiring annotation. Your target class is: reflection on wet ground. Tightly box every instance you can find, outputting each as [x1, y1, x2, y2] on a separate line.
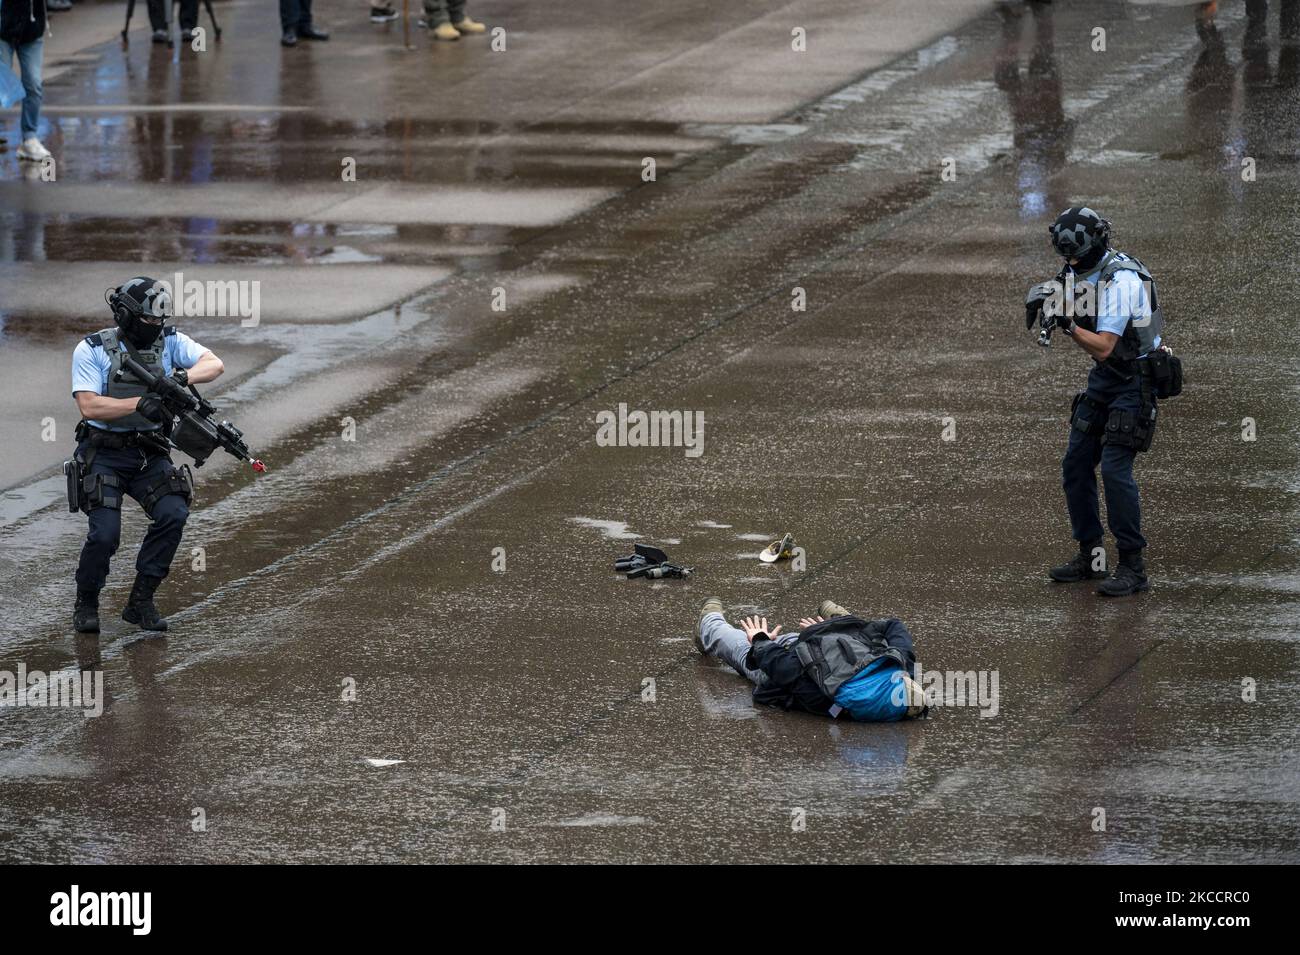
[1, 0, 1299, 862]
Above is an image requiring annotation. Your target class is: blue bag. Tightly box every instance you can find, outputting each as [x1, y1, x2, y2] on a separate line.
[0, 63, 25, 110]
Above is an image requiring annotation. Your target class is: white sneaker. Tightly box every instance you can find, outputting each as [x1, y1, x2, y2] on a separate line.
[17, 138, 51, 162]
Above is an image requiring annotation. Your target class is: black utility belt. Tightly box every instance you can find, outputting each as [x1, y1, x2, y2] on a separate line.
[76, 423, 167, 450]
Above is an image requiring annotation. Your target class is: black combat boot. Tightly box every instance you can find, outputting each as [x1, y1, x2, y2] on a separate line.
[1049, 539, 1107, 582]
[1097, 551, 1149, 597]
[122, 573, 169, 631]
[73, 590, 100, 633]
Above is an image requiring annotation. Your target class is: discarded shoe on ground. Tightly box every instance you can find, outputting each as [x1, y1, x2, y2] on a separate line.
[759, 532, 797, 564]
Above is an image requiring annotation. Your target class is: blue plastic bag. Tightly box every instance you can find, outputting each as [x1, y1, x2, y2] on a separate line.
[0, 63, 24, 110]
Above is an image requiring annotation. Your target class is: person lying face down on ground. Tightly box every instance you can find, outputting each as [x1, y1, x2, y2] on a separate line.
[696, 597, 927, 721]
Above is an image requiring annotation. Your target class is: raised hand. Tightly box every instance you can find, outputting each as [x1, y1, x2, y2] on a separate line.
[738, 615, 781, 643]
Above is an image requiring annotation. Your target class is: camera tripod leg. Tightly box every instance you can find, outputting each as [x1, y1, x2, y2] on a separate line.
[122, 0, 136, 43]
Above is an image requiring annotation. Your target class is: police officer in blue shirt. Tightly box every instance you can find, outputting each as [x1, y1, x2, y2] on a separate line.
[69, 277, 225, 633]
[1032, 207, 1164, 597]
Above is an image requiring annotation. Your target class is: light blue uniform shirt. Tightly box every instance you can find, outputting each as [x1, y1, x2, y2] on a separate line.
[71, 330, 208, 431]
[1077, 254, 1160, 354]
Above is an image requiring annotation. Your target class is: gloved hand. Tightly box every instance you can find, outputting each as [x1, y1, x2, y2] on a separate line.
[1025, 280, 1058, 330]
[149, 372, 189, 403]
[136, 394, 170, 424]
[171, 368, 189, 388]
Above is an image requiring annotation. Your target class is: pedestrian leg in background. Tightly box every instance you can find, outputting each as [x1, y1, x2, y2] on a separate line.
[179, 0, 199, 38]
[423, 0, 484, 38]
[450, 0, 487, 35]
[368, 0, 400, 23]
[424, 0, 460, 39]
[146, 0, 169, 42]
[281, 0, 328, 45]
[1, 38, 50, 162]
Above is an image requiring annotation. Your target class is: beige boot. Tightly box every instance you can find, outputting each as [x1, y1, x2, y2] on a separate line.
[697, 597, 724, 654]
[432, 22, 460, 40]
[818, 599, 850, 618]
[898, 672, 927, 718]
[454, 17, 487, 33]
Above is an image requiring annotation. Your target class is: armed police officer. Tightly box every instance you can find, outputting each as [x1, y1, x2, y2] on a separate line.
[68, 277, 225, 633]
[1026, 206, 1181, 597]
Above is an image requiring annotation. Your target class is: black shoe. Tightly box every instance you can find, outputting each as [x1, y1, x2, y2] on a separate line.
[298, 25, 330, 41]
[152, 29, 168, 43]
[73, 591, 100, 634]
[370, 5, 399, 22]
[181, 30, 193, 43]
[1097, 558, 1149, 597]
[122, 573, 169, 631]
[1049, 541, 1107, 582]
[281, 30, 298, 46]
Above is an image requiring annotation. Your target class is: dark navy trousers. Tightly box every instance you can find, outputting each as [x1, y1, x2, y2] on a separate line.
[74, 443, 190, 594]
[280, 0, 315, 32]
[1062, 363, 1148, 554]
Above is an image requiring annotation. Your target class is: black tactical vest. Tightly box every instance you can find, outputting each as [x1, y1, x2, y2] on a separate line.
[1084, 251, 1164, 374]
[86, 326, 173, 431]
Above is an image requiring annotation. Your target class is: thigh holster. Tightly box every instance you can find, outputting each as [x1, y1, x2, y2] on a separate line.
[139, 463, 195, 515]
[63, 460, 122, 514]
[1070, 391, 1108, 437]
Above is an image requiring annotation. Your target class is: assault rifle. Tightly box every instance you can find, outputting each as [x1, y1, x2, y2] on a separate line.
[122, 354, 266, 472]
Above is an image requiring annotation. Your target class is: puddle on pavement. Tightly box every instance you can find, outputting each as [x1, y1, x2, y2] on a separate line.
[568, 518, 641, 540]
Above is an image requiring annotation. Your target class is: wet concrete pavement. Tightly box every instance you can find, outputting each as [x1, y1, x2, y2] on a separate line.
[1, 0, 1299, 863]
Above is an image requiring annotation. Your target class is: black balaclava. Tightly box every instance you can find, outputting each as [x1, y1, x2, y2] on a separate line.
[1071, 244, 1108, 274]
[111, 276, 171, 349]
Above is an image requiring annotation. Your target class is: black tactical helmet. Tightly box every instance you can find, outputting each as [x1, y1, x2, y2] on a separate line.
[1049, 205, 1111, 261]
[106, 276, 171, 348]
